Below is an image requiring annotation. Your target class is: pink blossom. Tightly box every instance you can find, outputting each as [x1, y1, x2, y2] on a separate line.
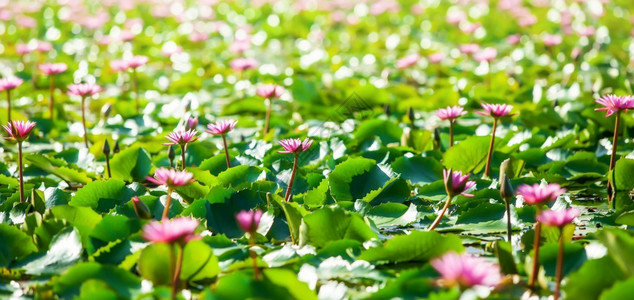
[230, 58, 258, 71]
[446, 11, 467, 25]
[428, 53, 445, 64]
[543, 34, 562, 47]
[0, 77, 24, 91]
[536, 208, 580, 227]
[161, 44, 183, 57]
[126, 56, 148, 68]
[189, 31, 209, 43]
[436, 106, 467, 121]
[206, 120, 237, 135]
[518, 15, 537, 27]
[595, 95, 634, 117]
[474, 47, 497, 62]
[461, 22, 481, 34]
[229, 39, 251, 53]
[236, 210, 263, 233]
[39, 63, 68, 75]
[476, 103, 513, 118]
[163, 129, 199, 146]
[36, 41, 52, 52]
[516, 183, 566, 205]
[142, 217, 200, 244]
[396, 54, 420, 69]
[67, 83, 102, 97]
[146, 168, 195, 187]
[443, 169, 476, 198]
[579, 26, 596, 37]
[278, 138, 313, 154]
[119, 30, 134, 42]
[16, 43, 31, 55]
[110, 59, 130, 72]
[187, 117, 199, 130]
[16, 16, 36, 28]
[459, 44, 480, 55]
[2, 120, 36, 142]
[431, 252, 502, 288]
[256, 84, 284, 98]
[507, 34, 521, 45]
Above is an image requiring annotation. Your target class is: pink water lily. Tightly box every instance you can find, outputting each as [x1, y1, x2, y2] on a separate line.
[36, 41, 53, 52]
[278, 138, 313, 154]
[3, 120, 36, 203]
[146, 168, 195, 187]
[0, 77, 23, 91]
[236, 210, 263, 234]
[16, 43, 31, 55]
[459, 43, 480, 55]
[67, 83, 102, 97]
[163, 129, 199, 146]
[3, 120, 36, 142]
[230, 57, 258, 71]
[516, 183, 566, 205]
[474, 47, 497, 62]
[39, 63, 67, 75]
[543, 34, 563, 47]
[396, 53, 420, 69]
[206, 120, 237, 135]
[256, 84, 284, 99]
[0, 77, 24, 121]
[595, 94, 634, 117]
[443, 169, 476, 198]
[143, 217, 200, 244]
[110, 59, 130, 72]
[431, 252, 502, 288]
[187, 117, 199, 129]
[476, 103, 513, 118]
[537, 208, 580, 228]
[436, 106, 467, 121]
[126, 55, 149, 68]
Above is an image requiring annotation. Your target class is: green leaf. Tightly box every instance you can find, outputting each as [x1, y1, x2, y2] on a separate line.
[110, 146, 152, 182]
[367, 203, 418, 227]
[563, 256, 626, 300]
[181, 240, 221, 282]
[328, 157, 391, 202]
[599, 277, 634, 300]
[442, 136, 492, 173]
[25, 154, 92, 184]
[88, 215, 141, 255]
[596, 229, 634, 275]
[52, 262, 142, 299]
[17, 227, 82, 275]
[354, 119, 403, 145]
[610, 158, 634, 191]
[301, 206, 377, 248]
[0, 223, 37, 267]
[391, 156, 443, 184]
[137, 243, 172, 286]
[494, 241, 518, 274]
[358, 231, 464, 263]
[216, 165, 264, 189]
[538, 242, 587, 277]
[69, 179, 136, 212]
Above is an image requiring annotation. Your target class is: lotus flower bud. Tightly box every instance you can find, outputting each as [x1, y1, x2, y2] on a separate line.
[131, 196, 152, 219]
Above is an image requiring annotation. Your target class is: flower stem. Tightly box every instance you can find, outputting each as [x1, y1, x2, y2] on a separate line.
[529, 221, 542, 289]
[81, 97, 89, 148]
[484, 118, 498, 178]
[222, 134, 231, 168]
[428, 195, 453, 231]
[180, 144, 187, 170]
[171, 244, 184, 300]
[449, 120, 454, 147]
[162, 187, 173, 220]
[49, 76, 55, 121]
[105, 154, 111, 179]
[132, 68, 139, 114]
[264, 98, 272, 135]
[505, 197, 512, 243]
[6, 90, 11, 122]
[284, 154, 299, 202]
[249, 234, 261, 280]
[554, 230, 565, 300]
[609, 112, 620, 171]
[18, 142, 24, 203]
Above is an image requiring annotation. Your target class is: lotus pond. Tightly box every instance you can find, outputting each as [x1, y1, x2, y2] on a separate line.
[2, 0, 634, 299]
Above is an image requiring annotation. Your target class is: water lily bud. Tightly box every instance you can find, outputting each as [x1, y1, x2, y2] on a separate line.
[113, 140, 120, 153]
[131, 196, 152, 219]
[408, 106, 415, 124]
[101, 103, 112, 119]
[168, 145, 175, 161]
[102, 140, 111, 156]
[499, 159, 515, 202]
[383, 104, 391, 116]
